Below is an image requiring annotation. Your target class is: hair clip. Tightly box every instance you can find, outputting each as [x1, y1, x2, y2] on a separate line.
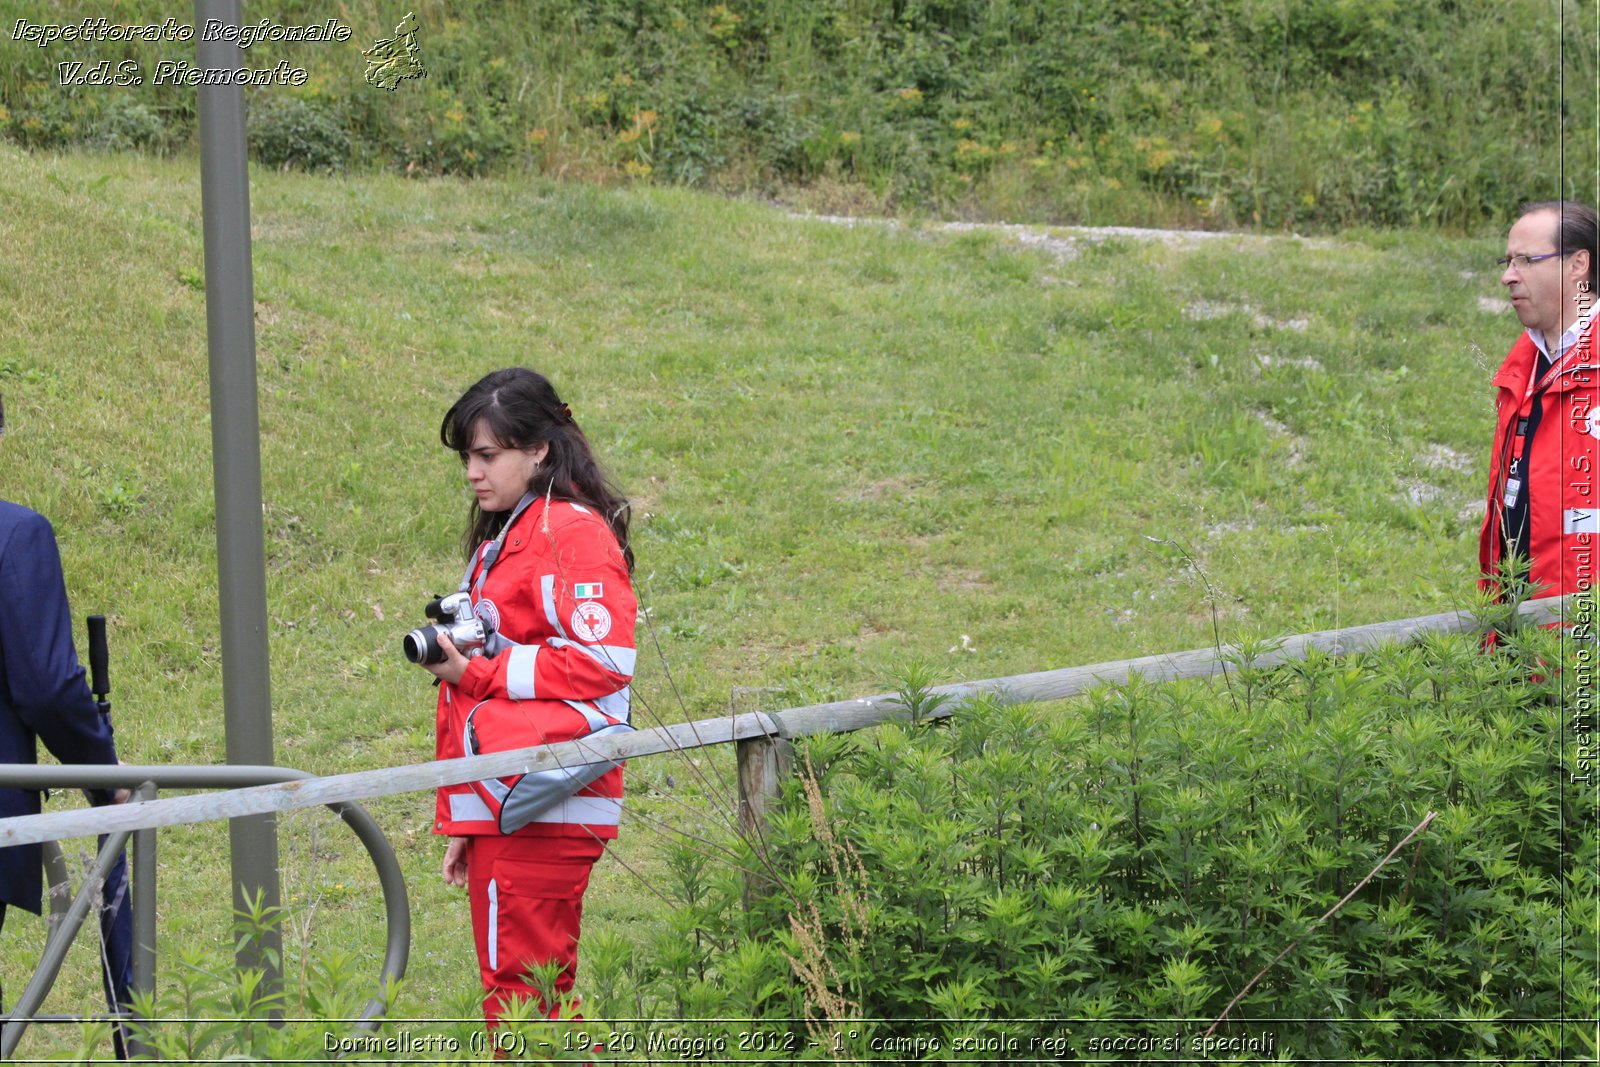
[559, 402, 573, 424]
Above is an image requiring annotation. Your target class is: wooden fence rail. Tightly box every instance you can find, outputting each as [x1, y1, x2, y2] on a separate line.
[0, 593, 1576, 849]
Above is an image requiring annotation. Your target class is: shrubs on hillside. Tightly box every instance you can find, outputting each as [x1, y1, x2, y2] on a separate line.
[2, 0, 1594, 230]
[626, 624, 1595, 1061]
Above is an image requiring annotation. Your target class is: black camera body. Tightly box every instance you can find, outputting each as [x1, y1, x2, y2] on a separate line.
[402, 592, 488, 665]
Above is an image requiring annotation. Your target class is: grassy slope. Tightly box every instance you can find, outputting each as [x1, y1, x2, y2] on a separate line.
[0, 145, 1503, 1048]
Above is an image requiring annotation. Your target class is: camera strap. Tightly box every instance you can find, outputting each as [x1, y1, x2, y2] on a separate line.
[460, 491, 539, 601]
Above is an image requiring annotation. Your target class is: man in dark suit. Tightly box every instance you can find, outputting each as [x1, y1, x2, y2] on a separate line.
[0, 395, 131, 1051]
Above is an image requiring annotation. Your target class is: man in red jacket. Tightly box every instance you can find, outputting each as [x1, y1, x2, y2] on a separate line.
[1480, 200, 1598, 606]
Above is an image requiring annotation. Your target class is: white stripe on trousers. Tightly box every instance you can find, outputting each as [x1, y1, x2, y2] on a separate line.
[487, 877, 500, 972]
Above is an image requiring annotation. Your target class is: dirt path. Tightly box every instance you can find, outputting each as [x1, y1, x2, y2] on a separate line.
[794, 212, 1329, 263]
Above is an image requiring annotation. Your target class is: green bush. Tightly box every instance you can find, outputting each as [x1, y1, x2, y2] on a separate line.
[248, 95, 350, 173]
[3, 80, 84, 151]
[663, 626, 1598, 1061]
[83, 98, 170, 154]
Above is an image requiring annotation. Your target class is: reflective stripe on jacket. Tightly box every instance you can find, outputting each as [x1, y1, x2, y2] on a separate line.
[435, 498, 634, 839]
[1479, 317, 1599, 602]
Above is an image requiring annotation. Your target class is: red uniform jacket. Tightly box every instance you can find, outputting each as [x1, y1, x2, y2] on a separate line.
[1479, 316, 1599, 601]
[435, 497, 635, 839]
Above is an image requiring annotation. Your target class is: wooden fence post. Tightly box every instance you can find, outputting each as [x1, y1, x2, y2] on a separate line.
[736, 734, 794, 835]
[736, 733, 794, 909]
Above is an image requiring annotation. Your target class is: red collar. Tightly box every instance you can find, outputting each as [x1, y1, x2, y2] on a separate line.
[1491, 331, 1538, 393]
[1491, 316, 1598, 396]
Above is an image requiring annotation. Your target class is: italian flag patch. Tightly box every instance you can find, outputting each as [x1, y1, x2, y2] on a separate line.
[574, 582, 604, 600]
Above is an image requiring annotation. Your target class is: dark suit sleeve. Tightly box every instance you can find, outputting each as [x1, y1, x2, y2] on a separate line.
[0, 512, 118, 768]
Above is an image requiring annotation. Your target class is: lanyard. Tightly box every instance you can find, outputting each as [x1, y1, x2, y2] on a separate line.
[1522, 346, 1544, 406]
[458, 491, 538, 601]
[1504, 320, 1597, 507]
[1524, 318, 1598, 405]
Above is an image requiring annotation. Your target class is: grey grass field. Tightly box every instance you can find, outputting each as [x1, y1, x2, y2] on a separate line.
[0, 144, 1506, 1052]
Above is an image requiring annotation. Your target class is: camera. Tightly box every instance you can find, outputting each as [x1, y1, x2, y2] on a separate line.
[402, 592, 488, 665]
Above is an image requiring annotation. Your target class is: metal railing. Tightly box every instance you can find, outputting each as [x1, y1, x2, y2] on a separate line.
[0, 764, 409, 1060]
[0, 593, 1574, 1057]
[4, 594, 1573, 850]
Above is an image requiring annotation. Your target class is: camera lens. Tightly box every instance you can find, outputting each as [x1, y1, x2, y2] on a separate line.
[402, 626, 442, 665]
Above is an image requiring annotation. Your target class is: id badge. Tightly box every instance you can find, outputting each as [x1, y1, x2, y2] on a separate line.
[1502, 477, 1521, 508]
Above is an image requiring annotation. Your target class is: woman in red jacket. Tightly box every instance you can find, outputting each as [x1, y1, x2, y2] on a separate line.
[419, 367, 635, 1026]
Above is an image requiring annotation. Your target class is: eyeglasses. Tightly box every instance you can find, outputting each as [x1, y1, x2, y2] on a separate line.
[1495, 250, 1568, 271]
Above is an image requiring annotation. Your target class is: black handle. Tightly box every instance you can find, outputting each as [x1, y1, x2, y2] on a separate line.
[87, 614, 109, 705]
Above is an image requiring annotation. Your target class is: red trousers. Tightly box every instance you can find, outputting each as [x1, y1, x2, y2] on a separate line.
[466, 834, 605, 1026]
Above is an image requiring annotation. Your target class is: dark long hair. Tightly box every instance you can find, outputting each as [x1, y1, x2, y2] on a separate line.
[441, 368, 633, 571]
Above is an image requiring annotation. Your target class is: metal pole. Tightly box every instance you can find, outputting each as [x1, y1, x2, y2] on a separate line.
[40, 841, 70, 928]
[130, 781, 156, 1061]
[194, 0, 281, 984]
